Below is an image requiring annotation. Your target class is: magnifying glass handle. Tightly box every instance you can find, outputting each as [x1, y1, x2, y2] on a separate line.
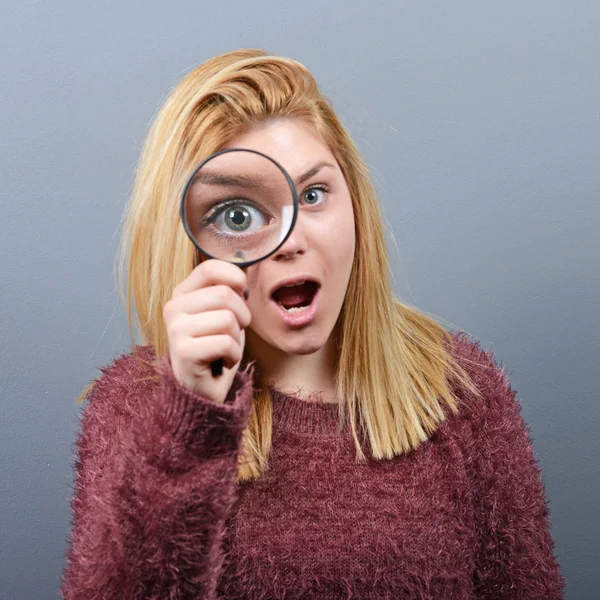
[211, 359, 224, 377]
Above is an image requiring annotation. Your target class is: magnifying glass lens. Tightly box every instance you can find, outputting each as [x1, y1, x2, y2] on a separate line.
[182, 149, 296, 264]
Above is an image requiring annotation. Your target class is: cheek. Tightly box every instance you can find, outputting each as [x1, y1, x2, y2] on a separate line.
[327, 207, 355, 268]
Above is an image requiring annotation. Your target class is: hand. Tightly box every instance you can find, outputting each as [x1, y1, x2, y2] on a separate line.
[163, 259, 251, 405]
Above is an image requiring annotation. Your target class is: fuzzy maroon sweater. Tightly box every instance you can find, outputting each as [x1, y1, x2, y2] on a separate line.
[60, 332, 565, 599]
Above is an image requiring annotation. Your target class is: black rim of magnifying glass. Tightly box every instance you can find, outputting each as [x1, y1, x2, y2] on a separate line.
[180, 148, 300, 269]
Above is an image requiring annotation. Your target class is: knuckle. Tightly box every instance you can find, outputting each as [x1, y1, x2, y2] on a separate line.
[190, 263, 208, 287]
[163, 300, 175, 321]
[197, 258, 212, 271]
[224, 335, 238, 356]
[224, 310, 238, 331]
[214, 285, 231, 305]
[204, 259, 221, 278]
[171, 283, 184, 299]
[168, 315, 186, 336]
[232, 342, 242, 363]
[172, 336, 189, 358]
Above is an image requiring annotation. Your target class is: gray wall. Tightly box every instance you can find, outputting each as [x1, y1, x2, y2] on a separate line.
[1, 1, 598, 598]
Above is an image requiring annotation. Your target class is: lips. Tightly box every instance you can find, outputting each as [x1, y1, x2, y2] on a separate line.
[270, 284, 321, 327]
[268, 276, 322, 328]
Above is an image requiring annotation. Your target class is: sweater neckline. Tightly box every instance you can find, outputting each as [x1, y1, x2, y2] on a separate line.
[269, 387, 350, 437]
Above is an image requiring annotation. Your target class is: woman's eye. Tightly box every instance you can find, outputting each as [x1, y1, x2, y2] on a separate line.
[302, 186, 327, 205]
[205, 201, 269, 235]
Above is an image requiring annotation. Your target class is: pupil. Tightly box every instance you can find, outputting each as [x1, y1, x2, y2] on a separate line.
[306, 191, 317, 203]
[226, 207, 250, 231]
[232, 210, 245, 225]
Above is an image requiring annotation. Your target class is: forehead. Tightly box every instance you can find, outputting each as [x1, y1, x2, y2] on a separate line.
[224, 118, 336, 177]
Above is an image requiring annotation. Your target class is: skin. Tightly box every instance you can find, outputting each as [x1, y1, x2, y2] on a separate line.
[222, 118, 356, 402]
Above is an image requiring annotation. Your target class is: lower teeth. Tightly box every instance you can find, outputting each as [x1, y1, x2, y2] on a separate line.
[280, 304, 308, 313]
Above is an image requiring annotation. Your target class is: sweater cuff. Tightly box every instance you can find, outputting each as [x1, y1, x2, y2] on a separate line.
[144, 355, 255, 459]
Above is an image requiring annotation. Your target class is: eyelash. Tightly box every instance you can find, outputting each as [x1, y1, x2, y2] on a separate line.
[202, 198, 261, 223]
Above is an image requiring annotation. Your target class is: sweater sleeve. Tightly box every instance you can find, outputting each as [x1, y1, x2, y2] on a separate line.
[462, 347, 566, 599]
[59, 351, 255, 600]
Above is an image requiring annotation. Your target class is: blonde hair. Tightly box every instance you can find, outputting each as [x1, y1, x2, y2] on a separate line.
[81, 49, 481, 483]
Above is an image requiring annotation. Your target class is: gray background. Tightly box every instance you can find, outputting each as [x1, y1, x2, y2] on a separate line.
[1, 1, 598, 598]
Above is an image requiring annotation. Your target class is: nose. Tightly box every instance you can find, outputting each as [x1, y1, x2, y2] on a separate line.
[272, 214, 308, 261]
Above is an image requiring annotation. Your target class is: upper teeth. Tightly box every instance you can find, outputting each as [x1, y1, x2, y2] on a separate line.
[283, 280, 305, 288]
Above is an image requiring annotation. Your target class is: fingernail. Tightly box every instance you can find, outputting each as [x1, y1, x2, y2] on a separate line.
[243, 287, 250, 300]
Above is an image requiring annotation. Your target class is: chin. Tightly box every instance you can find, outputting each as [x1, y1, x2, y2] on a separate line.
[276, 332, 326, 355]
[281, 341, 323, 356]
[253, 326, 330, 357]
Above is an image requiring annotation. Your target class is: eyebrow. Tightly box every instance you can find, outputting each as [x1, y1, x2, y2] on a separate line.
[190, 161, 336, 190]
[294, 161, 336, 187]
[190, 170, 269, 191]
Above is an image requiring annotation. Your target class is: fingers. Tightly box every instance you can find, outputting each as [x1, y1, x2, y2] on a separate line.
[164, 260, 251, 402]
[167, 309, 242, 343]
[172, 259, 248, 300]
[173, 333, 244, 371]
[164, 285, 252, 330]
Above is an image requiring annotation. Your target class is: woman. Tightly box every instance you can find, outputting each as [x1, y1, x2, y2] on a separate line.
[60, 49, 565, 599]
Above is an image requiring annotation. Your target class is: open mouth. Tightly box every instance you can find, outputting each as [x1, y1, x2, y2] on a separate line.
[271, 280, 320, 313]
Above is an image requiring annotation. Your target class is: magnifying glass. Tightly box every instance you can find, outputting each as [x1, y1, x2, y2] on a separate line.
[181, 148, 299, 377]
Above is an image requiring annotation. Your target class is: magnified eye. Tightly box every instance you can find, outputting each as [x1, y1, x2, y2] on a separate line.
[202, 199, 272, 236]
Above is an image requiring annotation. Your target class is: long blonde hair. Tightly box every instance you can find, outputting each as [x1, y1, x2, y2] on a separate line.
[82, 49, 481, 483]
